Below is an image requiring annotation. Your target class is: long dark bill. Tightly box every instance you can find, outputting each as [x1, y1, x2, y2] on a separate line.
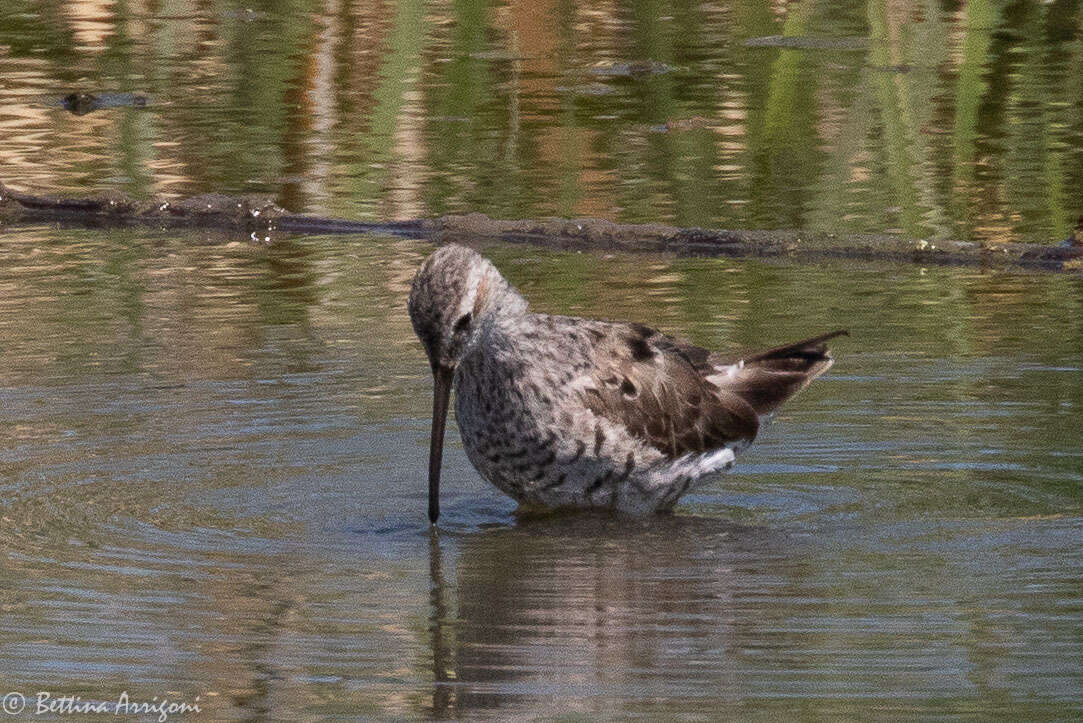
[428, 365, 454, 524]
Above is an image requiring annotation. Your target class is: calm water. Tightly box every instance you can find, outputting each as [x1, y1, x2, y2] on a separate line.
[1, 0, 1082, 243]
[2, 0, 1083, 720]
[0, 229, 1081, 718]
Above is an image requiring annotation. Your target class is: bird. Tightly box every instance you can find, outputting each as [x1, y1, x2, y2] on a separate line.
[408, 244, 846, 523]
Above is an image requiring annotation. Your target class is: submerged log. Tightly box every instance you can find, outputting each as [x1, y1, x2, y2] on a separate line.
[1, 182, 1080, 273]
[0, 183, 429, 239]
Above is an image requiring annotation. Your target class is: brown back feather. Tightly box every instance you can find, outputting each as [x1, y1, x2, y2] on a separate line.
[579, 324, 847, 459]
[580, 322, 759, 460]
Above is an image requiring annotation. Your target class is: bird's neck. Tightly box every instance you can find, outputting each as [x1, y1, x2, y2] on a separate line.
[473, 267, 528, 323]
[465, 273, 528, 357]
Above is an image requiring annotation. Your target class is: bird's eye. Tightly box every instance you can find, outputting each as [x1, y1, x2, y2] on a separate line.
[453, 313, 472, 333]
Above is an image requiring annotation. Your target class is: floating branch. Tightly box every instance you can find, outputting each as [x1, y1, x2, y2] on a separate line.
[1, 183, 1079, 272]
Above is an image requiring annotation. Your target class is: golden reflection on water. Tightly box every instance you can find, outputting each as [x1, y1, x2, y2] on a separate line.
[1, 0, 1081, 242]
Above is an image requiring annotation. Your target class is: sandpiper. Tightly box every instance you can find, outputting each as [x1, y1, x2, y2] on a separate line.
[408, 244, 846, 522]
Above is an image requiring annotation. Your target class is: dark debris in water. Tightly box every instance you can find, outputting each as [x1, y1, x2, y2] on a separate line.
[0, 182, 1080, 272]
[54, 92, 149, 115]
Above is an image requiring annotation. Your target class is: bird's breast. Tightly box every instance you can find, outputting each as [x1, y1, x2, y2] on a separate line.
[453, 352, 560, 495]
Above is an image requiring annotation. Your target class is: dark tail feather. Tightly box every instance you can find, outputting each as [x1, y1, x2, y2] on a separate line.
[745, 328, 848, 362]
[716, 329, 848, 416]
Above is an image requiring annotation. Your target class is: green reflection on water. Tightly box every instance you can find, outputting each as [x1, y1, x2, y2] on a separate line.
[1, 0, 1081, 242]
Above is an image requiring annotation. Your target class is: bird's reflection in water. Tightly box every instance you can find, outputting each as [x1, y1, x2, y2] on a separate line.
[426, 514, 803, 718]
[428, 530, 456, 717]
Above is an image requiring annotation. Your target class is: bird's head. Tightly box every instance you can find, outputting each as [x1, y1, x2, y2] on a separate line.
[407, 244, 526, 524]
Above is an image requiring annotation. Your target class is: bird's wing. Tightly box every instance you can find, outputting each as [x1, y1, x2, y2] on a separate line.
[576, 323, 848, 458]
[578, 321, 760, 459]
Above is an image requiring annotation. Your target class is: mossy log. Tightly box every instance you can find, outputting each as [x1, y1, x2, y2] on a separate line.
[2, 183, 1079, 272]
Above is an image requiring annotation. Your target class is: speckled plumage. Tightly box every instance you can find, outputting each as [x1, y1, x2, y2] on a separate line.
[409, 244, 846, 519]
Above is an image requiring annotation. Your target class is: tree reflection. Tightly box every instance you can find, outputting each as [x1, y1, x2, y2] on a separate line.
[1, 0, 1079, 242]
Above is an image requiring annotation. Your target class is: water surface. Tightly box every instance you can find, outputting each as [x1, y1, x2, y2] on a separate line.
[2, 0, 1082, 718]
[1, 229, 1081, 718]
